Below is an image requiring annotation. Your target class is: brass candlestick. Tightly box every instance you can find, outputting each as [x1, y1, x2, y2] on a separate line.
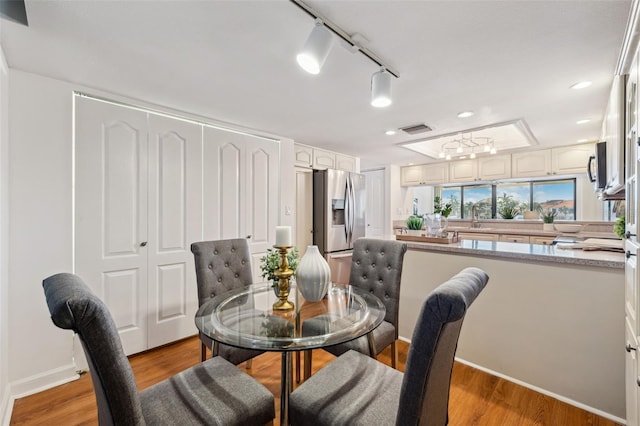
[273, 245, 294, 311]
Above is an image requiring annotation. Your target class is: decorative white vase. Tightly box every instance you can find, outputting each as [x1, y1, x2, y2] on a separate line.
[295, 245, 331, 302]
[543, 223, 554, 231]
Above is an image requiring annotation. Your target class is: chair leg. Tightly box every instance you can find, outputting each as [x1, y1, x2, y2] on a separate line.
[295, 351, 301, 383]
[391, 340, 398, 369]
[246, 359, 253, 369]
[200, 342, 207, 362]
[303, 350, 312, 380]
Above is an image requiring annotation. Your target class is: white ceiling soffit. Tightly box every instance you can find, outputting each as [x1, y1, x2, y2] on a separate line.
[400, 119, 537, 160]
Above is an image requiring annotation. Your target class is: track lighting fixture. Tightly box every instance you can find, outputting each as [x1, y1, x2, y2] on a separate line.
[371, 69, 392, 108]
[296, 19, 334, 75]
[291, 0, 399, 107]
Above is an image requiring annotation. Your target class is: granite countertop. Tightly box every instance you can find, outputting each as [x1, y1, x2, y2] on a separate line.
[399, 238, 625, 269]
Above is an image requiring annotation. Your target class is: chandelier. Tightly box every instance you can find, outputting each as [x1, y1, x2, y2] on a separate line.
[438, 133, 497, 160]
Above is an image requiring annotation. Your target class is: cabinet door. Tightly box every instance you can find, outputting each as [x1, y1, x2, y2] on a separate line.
[499, 234, 530, 243]
[449, 160, 478, 183]
[478, 155, 511, 180]
[75, 97, 149, 355]
[313, 148, 336, 170]
[512, 150, 552, 177]
[335, 153, 357, 172]
[400, 165, 424, 186]
[626, 240, 639, 338]
[626, 319, 639, 426]
[294, 144, 313, 168]
[421, 163, 449, 185]
[531, 236, 555, 245]
[458, 232, 499, 241]
[146, 115, 202, 348]
[551, 143, 594, 175]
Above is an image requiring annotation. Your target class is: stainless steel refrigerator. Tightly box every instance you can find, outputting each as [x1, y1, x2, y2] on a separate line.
[313, 169, 366, 284]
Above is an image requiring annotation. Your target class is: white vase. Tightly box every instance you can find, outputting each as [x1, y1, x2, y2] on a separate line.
[543, 223, 554, 231]
[295, 245, 331, 302]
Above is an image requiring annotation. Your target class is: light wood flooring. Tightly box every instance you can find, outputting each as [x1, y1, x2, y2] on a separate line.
[10, 336, 621, 425]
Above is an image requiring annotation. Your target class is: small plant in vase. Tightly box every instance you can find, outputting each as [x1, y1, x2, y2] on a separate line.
[259, 247, 299, 293]
[538, 208, 557, 231]
[498, 206, 520, 219]
[406, 215, 424, 236]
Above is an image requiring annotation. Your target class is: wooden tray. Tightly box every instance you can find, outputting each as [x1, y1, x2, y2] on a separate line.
[396, 234, 459, 244]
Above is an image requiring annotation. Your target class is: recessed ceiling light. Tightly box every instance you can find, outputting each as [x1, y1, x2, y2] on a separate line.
[385, 130, 396, 135]
[457, 111, 474, 118]
[570, 81, 592, 90]
[576, 119, 591, 125]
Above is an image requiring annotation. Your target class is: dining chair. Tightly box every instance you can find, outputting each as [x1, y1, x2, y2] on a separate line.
[191, 238, 264, 365]
[42, 272, 275, 426]
[290, 267, 488, 426]
[303, 238, 407, 379]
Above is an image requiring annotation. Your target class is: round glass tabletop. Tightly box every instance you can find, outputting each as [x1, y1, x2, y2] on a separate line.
[195, 282, 386, 352]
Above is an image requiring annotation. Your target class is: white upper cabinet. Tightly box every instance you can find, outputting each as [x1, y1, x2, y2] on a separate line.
[401, 163, 448, 186]
[294, 143, 314, 168]
[295, 143, 357, 172]
[551, 143, 594, 175]
[335, 153, 357, 172]
[312, 148, 336, 170]
[512, 150, 552, 178]
[449, 160, 478, 183]
[478, 155, 512, 180]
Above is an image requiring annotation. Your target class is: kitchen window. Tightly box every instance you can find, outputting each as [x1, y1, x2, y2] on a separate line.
[437, 178, 576, 220]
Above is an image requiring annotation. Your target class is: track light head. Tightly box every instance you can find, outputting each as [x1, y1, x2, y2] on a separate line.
[371, 69, 392, 107]
[296, 20, 334, 75]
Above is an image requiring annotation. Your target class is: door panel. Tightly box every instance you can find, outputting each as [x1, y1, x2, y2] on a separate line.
[364, 169, 384, 237]
[295, 168, 313, 256]
[147, 115, 201, 348]
[75, 97, 149, 354]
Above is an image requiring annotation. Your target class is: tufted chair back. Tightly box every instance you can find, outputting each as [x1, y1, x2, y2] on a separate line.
[191, 239, 254, 307]
[43, 273, 145, 425]
[349, 238, 407, 334]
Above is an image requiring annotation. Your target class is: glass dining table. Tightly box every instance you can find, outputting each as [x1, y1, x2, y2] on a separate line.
[194, 281, 386, 426]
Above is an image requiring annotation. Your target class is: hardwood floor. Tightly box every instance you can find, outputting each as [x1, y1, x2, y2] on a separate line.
[10, 336, 621, 425]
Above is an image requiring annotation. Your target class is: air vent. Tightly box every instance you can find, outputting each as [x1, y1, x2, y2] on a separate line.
[400, 124, 433, 135]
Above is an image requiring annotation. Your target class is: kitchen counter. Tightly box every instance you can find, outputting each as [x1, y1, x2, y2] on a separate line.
[399, 238, 624, 269]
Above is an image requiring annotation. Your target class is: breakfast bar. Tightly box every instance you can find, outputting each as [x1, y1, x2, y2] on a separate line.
[397, 238, 625, 421]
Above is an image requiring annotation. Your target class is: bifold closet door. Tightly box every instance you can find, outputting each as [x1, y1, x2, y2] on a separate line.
[76, 97, 204, 355]
[146, 114, 202, 348]
[75, 97, 150, 354]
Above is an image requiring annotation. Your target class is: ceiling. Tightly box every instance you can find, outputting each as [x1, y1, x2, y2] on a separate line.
[0, 0, 633, 169]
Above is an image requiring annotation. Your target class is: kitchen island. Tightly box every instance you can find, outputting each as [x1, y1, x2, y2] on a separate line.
[398, 238, 625, 422]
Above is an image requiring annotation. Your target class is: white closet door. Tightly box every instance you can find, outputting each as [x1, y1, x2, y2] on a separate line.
[243, 135, 279, 255]
[364, 169, 385, 238]
[75, 97, 149, 355]
[146, 115, 202, 348]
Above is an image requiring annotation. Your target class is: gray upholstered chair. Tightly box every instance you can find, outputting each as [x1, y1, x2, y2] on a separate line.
[304, 238, 407, 379]
[191, 238, 263, 365]
[290, 267, 489, 426]
[42, 273, 275, 426]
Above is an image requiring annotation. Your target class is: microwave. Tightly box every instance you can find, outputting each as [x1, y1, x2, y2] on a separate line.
[587, 141, 607, 191]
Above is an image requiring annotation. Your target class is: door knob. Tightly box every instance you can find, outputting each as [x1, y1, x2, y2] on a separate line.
[140, 241, 148, 247]
[627, 231, 636, 239]
[626, 343, 637, 352]
[246, 235, 252, 239]
[627, 251, 637, 259]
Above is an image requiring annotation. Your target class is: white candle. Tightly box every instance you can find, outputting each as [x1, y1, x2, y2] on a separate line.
[275, 226, 292, 247]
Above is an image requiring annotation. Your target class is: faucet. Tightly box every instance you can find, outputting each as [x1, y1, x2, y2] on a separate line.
[471, 204, 480, 228]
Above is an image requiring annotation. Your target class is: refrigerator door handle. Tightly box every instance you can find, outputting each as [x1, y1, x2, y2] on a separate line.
[347, 174, 355, 244]
[344, 175, 351, 243]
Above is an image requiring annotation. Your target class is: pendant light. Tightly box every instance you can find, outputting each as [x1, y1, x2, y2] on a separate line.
[296, 20, 334, 75]
[371, 68, 392, 107]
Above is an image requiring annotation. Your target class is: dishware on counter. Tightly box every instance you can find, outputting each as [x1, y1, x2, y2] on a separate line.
[554, 224, 583, 233]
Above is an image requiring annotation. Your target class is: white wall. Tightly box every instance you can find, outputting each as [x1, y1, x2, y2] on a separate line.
[0, 45, 11, 425]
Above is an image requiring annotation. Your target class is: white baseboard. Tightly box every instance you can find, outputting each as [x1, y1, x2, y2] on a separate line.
[9, 364, 79, 399]
[454, 357, 626, 425]
[1, 383, 13, 426]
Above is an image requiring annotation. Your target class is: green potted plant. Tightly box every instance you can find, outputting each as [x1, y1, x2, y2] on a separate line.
[433, 195, 453, 218]
[614, 216, 626, 239]
[498, 206, 520, 219]
[406, 215, 424, 236]
[260, 247, 299, 293]
[538, 208, 557, 231]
